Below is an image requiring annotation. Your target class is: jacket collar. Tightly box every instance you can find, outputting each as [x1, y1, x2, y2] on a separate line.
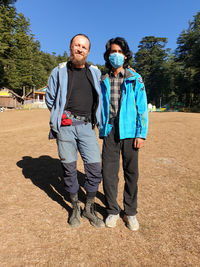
[101, 68, 136, 82]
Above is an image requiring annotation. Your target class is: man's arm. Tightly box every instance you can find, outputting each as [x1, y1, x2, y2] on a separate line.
[45, 67, 59, 111]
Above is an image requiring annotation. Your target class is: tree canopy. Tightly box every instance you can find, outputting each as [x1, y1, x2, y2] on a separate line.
[134, 36, 169, 106]
[175, 12, 200, 108]
[133, 12, 200, 110]
[0, 0, 17, 6]
[0, 4, 68, 94]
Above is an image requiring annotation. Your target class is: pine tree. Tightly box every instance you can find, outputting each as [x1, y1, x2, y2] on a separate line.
[134, 36, 170, 106]
[175, 12, 200, 108]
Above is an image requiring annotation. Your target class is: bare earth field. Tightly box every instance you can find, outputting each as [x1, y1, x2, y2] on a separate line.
[0, 110, 199, 267]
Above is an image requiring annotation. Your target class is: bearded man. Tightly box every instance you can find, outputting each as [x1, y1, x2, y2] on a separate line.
[45, 34, 104, 228]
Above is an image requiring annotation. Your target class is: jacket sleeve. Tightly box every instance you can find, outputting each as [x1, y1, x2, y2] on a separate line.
[89, 65, 102, 128]
[45, 67, 59, 111]
[134, 75, 148, 139]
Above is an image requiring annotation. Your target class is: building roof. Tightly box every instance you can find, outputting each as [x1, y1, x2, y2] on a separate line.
[26, 86, 47, 97]
[0, 87, 23, 101]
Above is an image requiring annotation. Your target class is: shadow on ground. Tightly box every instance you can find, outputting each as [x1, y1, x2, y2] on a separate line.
[16, 155, 106, 218]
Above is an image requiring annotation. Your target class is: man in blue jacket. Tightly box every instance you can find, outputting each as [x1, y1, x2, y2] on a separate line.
[45, 34, 104, 228]
[100, 37, 148, 231]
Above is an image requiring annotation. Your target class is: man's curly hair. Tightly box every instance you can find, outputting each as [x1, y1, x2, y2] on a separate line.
[104, 37, 133, 70]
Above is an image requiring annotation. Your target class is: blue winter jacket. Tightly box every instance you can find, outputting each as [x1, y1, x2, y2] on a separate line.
[99, 68, 148, 139]
[45, 62, 102, 134]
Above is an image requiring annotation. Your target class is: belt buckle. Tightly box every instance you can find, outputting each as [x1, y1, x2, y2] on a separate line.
[76, 115, 81, 120]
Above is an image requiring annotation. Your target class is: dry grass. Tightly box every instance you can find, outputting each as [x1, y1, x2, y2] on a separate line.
[0, 110, 199, 266]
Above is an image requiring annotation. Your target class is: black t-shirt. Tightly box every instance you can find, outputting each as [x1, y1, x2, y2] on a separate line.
[66, 67, 94, 117]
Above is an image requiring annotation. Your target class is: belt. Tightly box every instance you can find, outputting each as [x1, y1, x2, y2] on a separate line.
[71, 114, 91, 122]
[64, 111, 91, 124]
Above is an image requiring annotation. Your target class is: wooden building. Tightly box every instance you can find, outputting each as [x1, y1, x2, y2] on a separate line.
[0, 87, 24, 108]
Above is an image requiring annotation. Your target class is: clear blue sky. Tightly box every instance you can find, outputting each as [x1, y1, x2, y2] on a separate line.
[15, 0, 199, 65]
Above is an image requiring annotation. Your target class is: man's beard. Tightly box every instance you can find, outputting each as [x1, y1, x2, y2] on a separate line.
[70, 53, 87, 66]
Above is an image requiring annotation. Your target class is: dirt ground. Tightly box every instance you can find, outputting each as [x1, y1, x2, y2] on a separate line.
[0, 109, 199, 267]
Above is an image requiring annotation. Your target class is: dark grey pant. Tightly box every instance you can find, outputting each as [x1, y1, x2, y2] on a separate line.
[62, 161, 102, 194]
[102, 124, 139, 216]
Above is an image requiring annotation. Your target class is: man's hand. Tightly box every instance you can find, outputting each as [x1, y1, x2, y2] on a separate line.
[134, 138, 145, 149]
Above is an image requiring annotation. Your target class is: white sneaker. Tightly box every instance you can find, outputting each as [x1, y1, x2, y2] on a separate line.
[123, 215, 139, 231]
[105, 214, 119, 228]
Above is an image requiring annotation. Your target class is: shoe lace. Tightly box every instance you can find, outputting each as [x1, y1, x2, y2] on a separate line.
[72, 202, 80, 214]
[90, 203, 101, 220]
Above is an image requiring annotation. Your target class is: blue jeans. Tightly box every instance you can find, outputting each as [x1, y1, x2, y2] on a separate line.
[57, 120, 102, 193]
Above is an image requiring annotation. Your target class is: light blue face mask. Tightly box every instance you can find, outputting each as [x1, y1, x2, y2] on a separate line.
[109, 52, 125, 68]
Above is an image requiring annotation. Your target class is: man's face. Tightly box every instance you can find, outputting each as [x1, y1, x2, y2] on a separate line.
[110, 43, 125, 57]
[70, 35, 90, 67]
